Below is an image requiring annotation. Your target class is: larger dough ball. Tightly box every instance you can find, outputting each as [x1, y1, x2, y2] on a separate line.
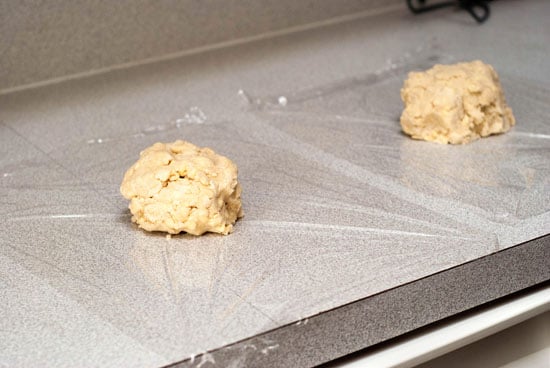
[120, 140, 243, 235]
[400, 60, 515, 144]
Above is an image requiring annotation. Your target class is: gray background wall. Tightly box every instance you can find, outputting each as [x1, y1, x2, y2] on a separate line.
[0, 0, 401, 92]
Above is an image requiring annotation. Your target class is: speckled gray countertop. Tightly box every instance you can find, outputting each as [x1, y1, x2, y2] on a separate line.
[0, 1, 549, 367]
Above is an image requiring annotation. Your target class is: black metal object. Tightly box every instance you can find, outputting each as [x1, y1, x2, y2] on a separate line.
[407, 0, 492, 23]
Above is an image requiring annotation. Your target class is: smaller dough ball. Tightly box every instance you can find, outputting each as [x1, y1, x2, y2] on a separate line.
[120, 140, 243, 235]
[400, 60, 515, 144]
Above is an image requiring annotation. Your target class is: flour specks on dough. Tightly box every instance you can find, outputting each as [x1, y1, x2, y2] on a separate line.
[120, 140, 243, 235]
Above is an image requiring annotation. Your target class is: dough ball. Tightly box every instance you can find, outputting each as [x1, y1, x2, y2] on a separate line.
[120, 140, 243, 235]
[400, 60, 515, 144]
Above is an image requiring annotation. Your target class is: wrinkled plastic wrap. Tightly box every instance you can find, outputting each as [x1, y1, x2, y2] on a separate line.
[1, 15, 549, 368]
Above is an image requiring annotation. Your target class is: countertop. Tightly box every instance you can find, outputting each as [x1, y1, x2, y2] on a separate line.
[1, 1, 549, 367]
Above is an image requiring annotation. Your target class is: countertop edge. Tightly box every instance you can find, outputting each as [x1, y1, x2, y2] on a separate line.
[166, 234, 550, 368]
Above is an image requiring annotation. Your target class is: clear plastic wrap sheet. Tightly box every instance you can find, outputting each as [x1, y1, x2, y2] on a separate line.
[0, 42, 548, 368]
[241, 50, 550, 246]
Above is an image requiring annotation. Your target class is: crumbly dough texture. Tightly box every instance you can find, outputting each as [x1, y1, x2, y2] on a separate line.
[120, 140, 243, 235]
[400, 60, 515, 144]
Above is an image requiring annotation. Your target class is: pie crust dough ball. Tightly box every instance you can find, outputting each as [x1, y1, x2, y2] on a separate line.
[400, 60, 515, 144]
[120, 140, 243, 235]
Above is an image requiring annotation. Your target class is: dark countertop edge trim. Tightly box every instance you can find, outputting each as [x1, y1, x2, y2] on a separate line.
[319, 280, 550, 368]
[164, 234, 550, 368]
